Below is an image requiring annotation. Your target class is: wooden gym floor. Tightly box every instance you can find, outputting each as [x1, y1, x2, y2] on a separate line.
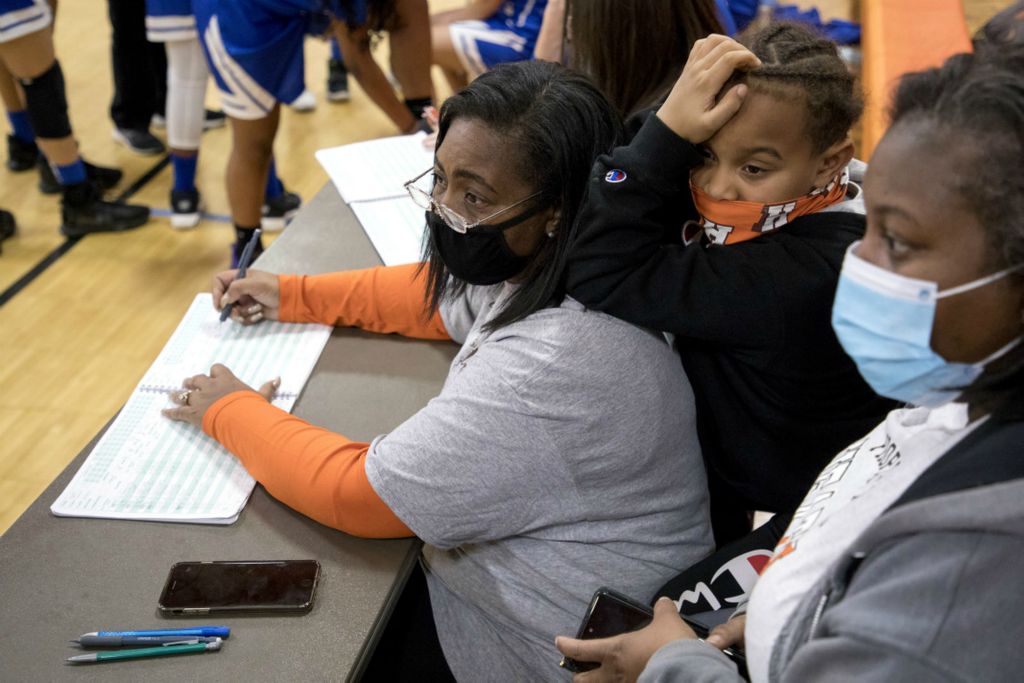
[0, 0, 1012, 534]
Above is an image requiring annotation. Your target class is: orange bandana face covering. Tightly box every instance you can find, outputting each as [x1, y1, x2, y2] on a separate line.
[685, 168, 850, 246]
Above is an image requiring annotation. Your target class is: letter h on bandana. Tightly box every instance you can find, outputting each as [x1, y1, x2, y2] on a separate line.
[685, 168, 850, 246]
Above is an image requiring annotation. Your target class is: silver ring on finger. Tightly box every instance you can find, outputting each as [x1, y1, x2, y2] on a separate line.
[178, 390, 192, 406]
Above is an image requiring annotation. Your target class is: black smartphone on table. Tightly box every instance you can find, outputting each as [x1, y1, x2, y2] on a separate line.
[560, 587, 747, 676]
[158, 560, 321, 615]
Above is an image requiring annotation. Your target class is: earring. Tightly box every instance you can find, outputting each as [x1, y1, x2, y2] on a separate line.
[546, 231, 556, 239]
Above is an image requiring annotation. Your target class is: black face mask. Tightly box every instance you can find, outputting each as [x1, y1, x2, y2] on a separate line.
[427, 205, 545, 285]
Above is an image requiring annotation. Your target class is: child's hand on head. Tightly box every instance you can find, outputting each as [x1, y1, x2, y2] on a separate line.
[657, 34, 761, 144]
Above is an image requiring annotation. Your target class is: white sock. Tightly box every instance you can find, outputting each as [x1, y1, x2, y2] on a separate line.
[165, 38, 209, 151]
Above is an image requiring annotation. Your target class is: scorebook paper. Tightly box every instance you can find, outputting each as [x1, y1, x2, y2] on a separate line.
[51, 294, 331, 524]
[316, 133, 432, 266]
[315, 132, 433, 203]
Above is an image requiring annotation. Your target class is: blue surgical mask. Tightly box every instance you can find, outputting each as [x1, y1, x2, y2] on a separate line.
[832, 242, 1022, 407]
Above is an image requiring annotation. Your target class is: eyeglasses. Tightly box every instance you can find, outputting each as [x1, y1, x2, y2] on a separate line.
[404, 167, 542, 233]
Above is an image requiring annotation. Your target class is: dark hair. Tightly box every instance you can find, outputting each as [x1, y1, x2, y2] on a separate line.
[888, 51, 1024, 418]
[420, 61, 623, 331]
[567, 0, 723, 118]
[972, 1, 1024, 53]
[730, 22, 863, 153]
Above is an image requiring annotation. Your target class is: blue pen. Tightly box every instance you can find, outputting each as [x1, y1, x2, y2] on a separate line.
[82, 626, 230, 638]
[73, 635, 221, 648]
[220, 228, 263, 322]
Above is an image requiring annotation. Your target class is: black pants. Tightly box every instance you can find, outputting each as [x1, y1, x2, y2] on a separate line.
[361, 562, 456, 682]
[107, 0, 166, 131]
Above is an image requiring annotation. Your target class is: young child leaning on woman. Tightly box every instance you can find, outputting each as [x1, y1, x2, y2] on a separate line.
[568, 24, 895, 546]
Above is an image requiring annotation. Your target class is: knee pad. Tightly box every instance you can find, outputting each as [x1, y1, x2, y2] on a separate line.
[18, 61, 72, 139]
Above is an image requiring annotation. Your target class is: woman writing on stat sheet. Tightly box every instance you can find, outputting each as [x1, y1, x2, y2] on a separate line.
[163, 61, 714, 682]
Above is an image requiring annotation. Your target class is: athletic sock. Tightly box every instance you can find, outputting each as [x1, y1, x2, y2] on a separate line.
[54, 159, 87, 186]
[171, 153, 198, 193]
[234, 225, 260, 242]
[330, 37, 343, 61]
[7, 110, 35, 143]
[265, 158, 284, 201]
[404, 97, 432, 120]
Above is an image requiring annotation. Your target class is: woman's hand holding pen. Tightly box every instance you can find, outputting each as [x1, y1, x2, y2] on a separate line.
[212, 269, 280, 325]
[657, 34, 761, 143]
[163, 364, 280, 428]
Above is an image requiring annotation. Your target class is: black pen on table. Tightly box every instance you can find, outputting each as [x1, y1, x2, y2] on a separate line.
[220, 228, 262, 323]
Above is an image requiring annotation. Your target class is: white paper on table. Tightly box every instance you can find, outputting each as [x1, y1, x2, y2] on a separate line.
[350, 196, 428, 266]
[315, 132, 434, 203]
[50, 294, 331, 525]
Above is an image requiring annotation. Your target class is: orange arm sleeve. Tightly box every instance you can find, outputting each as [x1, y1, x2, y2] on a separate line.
[203, 391, 413, 538]
[277, 262, 450, 340]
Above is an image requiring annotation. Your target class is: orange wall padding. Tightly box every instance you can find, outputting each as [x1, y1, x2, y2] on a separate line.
[861, 0, 973, 159]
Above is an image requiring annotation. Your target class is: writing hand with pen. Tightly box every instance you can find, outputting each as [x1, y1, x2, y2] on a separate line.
[212, 267, 281, 325]
[162, 267, 283, 428]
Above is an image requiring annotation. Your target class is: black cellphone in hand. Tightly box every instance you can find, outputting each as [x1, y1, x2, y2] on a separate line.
[158, 560, 321, 615]
[559, 587, 654, 673]
[682, 612, 749, 679]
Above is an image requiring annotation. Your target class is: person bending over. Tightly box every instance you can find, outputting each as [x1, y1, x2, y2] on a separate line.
[191, 0, 428, 264]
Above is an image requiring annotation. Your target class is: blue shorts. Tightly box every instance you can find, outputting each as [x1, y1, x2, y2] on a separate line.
[146, 0, 196, 42]
[193, 0, 365, 119]
[448, 0, 546, 77]
[0, 0, 51, 44]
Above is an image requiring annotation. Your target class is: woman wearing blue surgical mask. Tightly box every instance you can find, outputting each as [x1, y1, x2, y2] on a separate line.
[163, 61, 715, 682]
[556, 49, 1024, 683]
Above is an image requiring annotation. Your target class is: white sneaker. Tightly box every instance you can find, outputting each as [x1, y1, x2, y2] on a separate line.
[289, 89, 317, 113]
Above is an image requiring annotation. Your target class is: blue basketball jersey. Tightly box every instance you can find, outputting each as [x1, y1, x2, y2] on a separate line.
[448, 0, 547, 77]
[490, 0, 546, 34]
[193, 0, 367, 118]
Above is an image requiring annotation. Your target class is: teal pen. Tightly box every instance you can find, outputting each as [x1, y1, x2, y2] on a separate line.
[66, 639, 222, 664]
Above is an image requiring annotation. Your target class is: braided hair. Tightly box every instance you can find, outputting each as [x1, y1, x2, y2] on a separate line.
[728, 22, 863, 153]
[889, 50, 1024, 417]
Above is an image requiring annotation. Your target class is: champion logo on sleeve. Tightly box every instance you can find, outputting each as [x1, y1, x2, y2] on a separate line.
[604, 169, 627, 183]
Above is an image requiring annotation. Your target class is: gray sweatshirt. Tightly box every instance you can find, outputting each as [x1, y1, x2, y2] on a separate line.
[367, 283, 714, 681]
[639, 418, 1024, 682]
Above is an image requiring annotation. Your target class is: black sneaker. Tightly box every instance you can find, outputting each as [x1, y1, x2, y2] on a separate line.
[0, 209, 14, 255]
[327, 59, 351, 102]
[112, 126, 165, 155]
[170, 188, 203, 229]
[38, 158, 123, 195]
[6, 134, 39, 172]
[231, 234, 265, 268]
[0, 209, 16, 240]
[152, 109, 226, 131]
[202, 109, 227, 130]
[61, 183, 150, 237]
[261, 190, 301, 232]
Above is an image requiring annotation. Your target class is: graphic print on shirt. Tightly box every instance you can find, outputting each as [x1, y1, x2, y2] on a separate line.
[672, 550, 773, 614]
[766, 435, 881, 567]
